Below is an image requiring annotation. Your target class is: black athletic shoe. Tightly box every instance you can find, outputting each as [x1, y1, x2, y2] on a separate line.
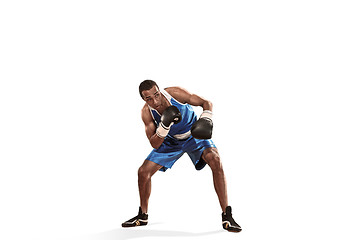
[222, 206, 242, 232]
[122, 207, 148, 227]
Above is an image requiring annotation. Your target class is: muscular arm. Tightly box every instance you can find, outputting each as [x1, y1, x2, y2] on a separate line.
[165, 87, 213, 111]
[141, 105, 164, 149]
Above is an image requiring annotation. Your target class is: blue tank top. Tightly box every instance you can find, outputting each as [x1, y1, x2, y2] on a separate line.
[148, 89, 197, 140]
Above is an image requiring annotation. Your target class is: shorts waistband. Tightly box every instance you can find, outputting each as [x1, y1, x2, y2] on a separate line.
[172, 130, 191, 140]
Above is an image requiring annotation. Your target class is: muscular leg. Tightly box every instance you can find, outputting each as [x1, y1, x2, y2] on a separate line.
[201, 147, 228, 212]
[138, 160, 163, 213]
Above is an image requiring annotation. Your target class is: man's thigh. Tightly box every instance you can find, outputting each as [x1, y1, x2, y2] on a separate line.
[139, 159, 164, 176]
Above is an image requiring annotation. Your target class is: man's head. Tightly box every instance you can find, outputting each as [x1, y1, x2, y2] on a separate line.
[139, 80, 162, 110]
[139, 80, 159, 99]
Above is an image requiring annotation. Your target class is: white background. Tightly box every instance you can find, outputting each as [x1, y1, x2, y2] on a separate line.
[1, 1, 359, 240]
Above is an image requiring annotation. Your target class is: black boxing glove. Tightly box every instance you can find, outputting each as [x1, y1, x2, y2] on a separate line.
[156, 105, 182, 138]
[191, 110, 213, 139]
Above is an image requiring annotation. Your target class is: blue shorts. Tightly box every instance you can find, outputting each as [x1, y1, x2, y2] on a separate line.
[146, 136, 216, 172]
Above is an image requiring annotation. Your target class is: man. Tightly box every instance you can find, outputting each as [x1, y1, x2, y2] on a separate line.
[122, 80, 241, 232]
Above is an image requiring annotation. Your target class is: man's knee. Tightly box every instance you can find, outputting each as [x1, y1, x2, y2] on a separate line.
[203, 149, 223, 172]
[138, 160, 160, 181]
[210, 155, 223, 173]
[138, 165, 151, 181]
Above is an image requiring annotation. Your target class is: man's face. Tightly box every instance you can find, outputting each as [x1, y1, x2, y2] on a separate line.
[142, 85, 162, 110]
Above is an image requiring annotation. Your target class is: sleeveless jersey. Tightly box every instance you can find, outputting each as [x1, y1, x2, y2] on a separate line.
[148, 89, 197, 140]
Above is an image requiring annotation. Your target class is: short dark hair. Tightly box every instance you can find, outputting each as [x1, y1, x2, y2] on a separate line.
[139, 80, 159, 98]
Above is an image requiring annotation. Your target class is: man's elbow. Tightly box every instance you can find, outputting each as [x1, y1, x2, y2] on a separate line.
[204, 100, 213, 110]
[151, 143, 161, 149]
[150, 139, 162, 149]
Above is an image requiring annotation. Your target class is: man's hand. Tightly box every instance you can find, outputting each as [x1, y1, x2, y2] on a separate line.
[191, 110, 213, 139]
[156, 106, 182, 138]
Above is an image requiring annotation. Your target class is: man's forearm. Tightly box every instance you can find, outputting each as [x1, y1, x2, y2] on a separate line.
[149, 134, 164, 149]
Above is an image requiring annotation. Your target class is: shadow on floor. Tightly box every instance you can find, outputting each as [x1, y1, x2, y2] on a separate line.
[75, 226, 222, 240]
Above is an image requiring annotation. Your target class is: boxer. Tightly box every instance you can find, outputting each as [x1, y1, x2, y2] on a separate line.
[122, 80, 241, 232]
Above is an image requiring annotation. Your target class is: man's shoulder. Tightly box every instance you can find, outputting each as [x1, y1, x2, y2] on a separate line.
[164, 86, 190, 104]
[164, 86, 189, 98]
[141, 104, 153, 123]
[164, 86, 183, 93]
[141, 103, 150, 113]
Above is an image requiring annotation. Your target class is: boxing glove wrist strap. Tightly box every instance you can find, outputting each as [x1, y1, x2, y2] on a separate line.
[156, 122, 173, 138]
[200, 110, 213, 120]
